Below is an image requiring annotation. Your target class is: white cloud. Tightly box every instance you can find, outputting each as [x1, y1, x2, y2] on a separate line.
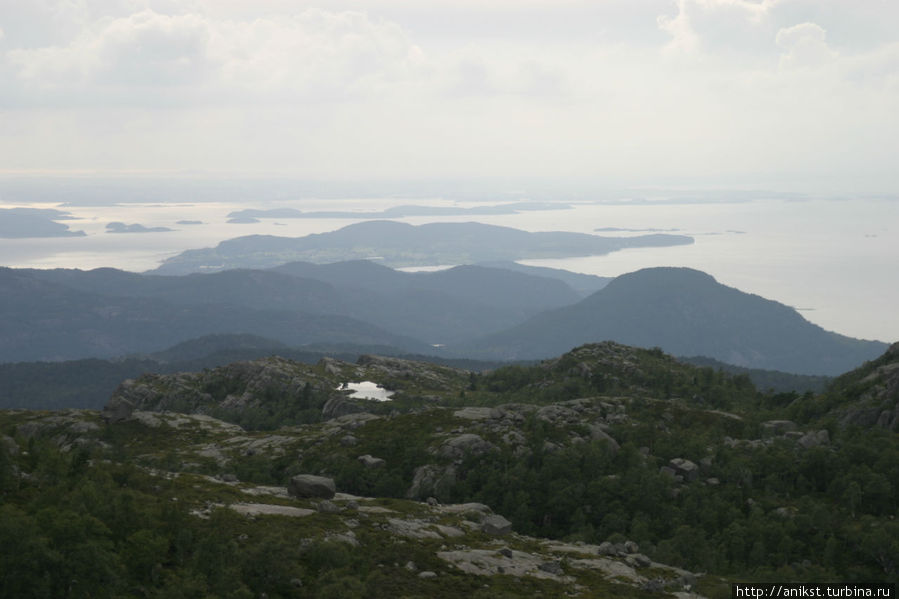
[776, 22, 836, 69]
[5, 8, 426, 103]
[0, 1, 897, 190]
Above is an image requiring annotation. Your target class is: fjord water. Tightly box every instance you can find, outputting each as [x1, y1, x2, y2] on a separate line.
[0, 193, 895, 343]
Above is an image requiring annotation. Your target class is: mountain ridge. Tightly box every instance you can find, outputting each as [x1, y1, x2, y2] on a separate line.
[460, 267, 887, 375]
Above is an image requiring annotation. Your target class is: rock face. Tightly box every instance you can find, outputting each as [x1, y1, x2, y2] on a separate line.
[321, 396, 361, 420]
[288, 474, 336, 499]
[833, 344, 899, 431]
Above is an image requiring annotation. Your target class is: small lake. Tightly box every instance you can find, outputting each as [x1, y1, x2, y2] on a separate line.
[339, 381, 394, 402]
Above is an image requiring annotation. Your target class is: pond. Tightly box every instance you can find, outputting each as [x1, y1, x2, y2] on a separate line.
[338, 381, 394, 402]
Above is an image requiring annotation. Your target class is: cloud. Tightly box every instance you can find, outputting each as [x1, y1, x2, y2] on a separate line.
[5, 8, 426, 103]
[1, 1, 897, 190]
[776, 22, 836, 68]
[658, 0, 778, 56]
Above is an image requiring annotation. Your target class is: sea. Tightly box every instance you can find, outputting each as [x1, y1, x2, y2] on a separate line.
[1, 179, 896, 344]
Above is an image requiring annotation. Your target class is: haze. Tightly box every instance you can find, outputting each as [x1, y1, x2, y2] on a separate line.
[2, 0, 898, 192]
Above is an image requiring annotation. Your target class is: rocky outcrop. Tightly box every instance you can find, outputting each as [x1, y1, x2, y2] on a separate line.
[797, 429, 830, 449]
[288, 474, 336, 499]
[439, 434, 497, 460]
[356, 354, 469, 390]
[407, 464, 456, 500]
[107, 356, 332, 417]
[321, 396, 361, 420]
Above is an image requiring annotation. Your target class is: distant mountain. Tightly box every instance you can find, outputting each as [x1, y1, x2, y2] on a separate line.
[476, 261, 611, 297]
[680, 355, 831, 394]
[460, 267, 888, 376]
[152, 220, 693, 274]
[0, 268, 429, 362]
[26, 261, 581, 346]
[273, 261, 581, 313]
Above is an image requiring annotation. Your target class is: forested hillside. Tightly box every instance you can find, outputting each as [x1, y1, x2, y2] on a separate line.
[2, 342, 896, 597]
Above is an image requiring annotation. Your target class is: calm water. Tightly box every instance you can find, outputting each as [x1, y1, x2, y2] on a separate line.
[1, 194, 896, 343]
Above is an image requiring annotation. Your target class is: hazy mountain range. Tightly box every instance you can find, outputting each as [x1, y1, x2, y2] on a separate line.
[1, 261, 887, 377]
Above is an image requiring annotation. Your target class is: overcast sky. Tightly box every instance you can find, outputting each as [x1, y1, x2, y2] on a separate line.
[1, 0, 897, 192]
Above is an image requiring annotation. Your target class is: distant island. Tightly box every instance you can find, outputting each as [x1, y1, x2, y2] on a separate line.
[155, 220, 693, 274]
[226, 201, 571, 223]
[106, 222, 174, 233]
[0, 207, 86, 238]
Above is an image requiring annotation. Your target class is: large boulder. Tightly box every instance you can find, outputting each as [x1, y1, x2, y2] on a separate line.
[358, 454, 386, 468]
[288, 474, 336, 499]
[102, 396, 134, 423]
[480, 514, 513, 536]
[588, 424, 620, 453]
[668, 458, 699, 482]
[407, 464, 456, 500]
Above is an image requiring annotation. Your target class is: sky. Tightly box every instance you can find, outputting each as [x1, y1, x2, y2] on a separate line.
[1, 0, 898, 192]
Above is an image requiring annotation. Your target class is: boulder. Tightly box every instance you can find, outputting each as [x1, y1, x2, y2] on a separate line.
[102, 396, 135, 423]
[480, 514, 513, 536]
[538, 561, 564, 575]
[597, 541, 617, 556]
[407, 465, 456, 500]
[589, 424, 620, 453]
[358, 454, 386, 468]
[626, 554, 652, 569]
[317, 500, 341, 514]
[1, 435, 19, 456]
[668, 458, 700, 482]
[288, 474, 336, 499]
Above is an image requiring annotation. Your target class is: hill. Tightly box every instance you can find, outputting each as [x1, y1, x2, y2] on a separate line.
[461, 267, 887, 376]
[151, 220, 693, 274]
[3, 342, 897, 596]
[476, 261, 611, 297]
[0, 334, 509, 411]
[0, 268, 429, 362]
[22, 261, 581, 348]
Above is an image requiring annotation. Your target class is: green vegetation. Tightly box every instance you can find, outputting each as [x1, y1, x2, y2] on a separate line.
[1, 341, 897, 595]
